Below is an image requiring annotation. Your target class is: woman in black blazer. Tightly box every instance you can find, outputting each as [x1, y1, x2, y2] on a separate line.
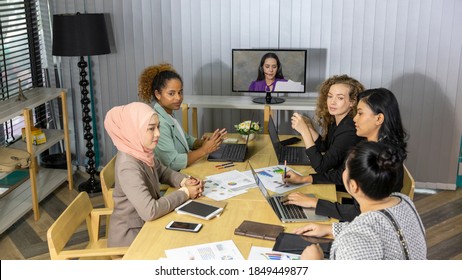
[284, 74, 365, 186]
[285, 88, 408, 222]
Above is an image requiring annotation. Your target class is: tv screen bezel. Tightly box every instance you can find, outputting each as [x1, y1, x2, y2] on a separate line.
[232, 48, 307, 94]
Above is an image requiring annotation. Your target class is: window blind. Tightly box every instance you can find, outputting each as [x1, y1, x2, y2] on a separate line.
[0, 0, 44, 144]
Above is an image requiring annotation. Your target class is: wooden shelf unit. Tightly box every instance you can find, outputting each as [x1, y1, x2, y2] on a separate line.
[0, 88, 74, 234]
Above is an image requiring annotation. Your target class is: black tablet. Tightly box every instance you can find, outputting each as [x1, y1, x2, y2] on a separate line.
[175, 200, 224, 220]
[273, 232, 333, 258]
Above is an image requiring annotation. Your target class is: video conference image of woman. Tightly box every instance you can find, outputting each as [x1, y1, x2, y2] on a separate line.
[233, 50, 306, 93]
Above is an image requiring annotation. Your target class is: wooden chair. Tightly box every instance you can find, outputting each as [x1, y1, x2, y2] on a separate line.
[101, 156, 116, 209]
[401, 164, 415, 200]
[47, 192, 128, 260]
[181, 103, 189, 134]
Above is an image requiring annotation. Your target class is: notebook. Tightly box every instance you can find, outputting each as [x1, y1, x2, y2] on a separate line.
[268, 115, 310, 165]
[207, 127, 250, 162]
[234, 220, 285, 241]
[248, 162, 328, 223]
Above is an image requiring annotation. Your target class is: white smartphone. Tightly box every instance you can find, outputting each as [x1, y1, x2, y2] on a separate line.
[165, 221, 202, 233]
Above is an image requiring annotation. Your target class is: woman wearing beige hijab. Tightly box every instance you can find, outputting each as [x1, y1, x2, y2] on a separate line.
[104, 102, 203, 247]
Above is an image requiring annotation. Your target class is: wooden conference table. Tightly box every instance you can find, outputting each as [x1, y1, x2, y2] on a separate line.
[122, 134, 337, 260]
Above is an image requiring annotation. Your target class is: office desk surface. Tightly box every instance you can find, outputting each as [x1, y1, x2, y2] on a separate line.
[123, 134, 337, 260]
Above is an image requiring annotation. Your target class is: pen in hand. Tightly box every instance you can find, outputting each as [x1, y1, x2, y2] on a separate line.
[283, 160, 288, 187]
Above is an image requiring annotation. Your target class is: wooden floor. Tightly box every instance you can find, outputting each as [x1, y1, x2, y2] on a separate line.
[0, 179, 461, 260]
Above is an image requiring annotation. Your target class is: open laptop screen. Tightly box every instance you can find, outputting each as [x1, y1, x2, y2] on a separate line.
[268, 116, 282, 153]
[248, 162, 271, 200]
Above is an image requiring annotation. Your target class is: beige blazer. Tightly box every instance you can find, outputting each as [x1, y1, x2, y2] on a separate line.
[108, 151, 188, 247]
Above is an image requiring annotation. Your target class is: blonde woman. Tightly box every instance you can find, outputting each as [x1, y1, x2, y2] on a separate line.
[285, 75, 365, 186]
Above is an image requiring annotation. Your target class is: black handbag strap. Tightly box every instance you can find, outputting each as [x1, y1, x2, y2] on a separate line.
[379, 209, 410, 260]
[401, 197, 426, 236]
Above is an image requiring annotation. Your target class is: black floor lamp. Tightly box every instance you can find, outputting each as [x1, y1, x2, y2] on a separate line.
[52, 13, 110, 193]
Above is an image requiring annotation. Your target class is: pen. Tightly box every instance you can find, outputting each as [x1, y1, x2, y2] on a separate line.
[215, 162, 233, 167]
[283, 160, 288, 187]
[218, 164, 235, 169]
[216, 163, 234, 168]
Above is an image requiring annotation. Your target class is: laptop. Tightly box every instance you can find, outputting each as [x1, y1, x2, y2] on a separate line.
[248, 162, 328, 223]
[268, 115, 310, 165]
[207, 129, 249, 162]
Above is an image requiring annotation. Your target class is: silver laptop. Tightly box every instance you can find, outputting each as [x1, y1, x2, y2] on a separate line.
[268, 115, 310, 165]
[248, 162, 328, 223]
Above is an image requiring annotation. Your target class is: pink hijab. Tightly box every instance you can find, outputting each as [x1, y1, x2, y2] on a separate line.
[104, 102, 156, 167]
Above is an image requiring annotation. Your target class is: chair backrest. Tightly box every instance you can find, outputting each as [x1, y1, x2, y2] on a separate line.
[101, 156, 116, 209]
[47, 192, 127, 260]
[47, 192, 94, 259]
[401, 164, 415, 200]
[181, 103, 189, 133]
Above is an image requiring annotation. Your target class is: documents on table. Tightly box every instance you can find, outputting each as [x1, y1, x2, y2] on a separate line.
[203, 166, 308, 200]
[247, 246, 300, 260]
[164, 240, 245, 260]
[203, 170, 255, 201]
[241, 165, 308, 194]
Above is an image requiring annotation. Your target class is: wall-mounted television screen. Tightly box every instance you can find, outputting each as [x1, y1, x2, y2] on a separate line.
[232, 49, 307, 104]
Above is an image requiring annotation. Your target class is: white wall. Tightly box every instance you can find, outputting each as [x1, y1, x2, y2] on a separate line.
[48, 0, 462, 189]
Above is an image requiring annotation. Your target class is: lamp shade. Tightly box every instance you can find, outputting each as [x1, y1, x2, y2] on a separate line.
[52, 13, 110, 56]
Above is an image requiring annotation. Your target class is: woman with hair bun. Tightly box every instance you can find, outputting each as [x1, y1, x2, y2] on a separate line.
[295, 141, 426, 260]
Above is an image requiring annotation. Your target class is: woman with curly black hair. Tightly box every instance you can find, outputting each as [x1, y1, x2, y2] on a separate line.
[138, 64, 226, 170]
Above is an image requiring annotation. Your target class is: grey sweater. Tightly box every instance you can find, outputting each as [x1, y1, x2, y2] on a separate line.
[330, 193, 426, 260]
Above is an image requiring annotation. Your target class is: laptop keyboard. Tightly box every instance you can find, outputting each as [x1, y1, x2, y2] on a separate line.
[270, 197, 307, 220]
[222, 144, 246, 161]
[283, 147, 300, 162]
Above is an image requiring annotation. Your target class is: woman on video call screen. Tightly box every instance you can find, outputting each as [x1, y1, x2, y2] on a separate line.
[232, 49, 306, 93]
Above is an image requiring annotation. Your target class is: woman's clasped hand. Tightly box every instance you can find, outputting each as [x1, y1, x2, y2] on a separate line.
[195, 128, 227, 155]
[182, 176, 205, 199]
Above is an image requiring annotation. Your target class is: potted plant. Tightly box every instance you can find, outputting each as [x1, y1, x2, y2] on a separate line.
[234, 120, 261, 141]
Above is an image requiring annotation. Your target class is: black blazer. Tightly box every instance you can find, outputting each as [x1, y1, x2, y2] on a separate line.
[306, 115, 363, 185]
